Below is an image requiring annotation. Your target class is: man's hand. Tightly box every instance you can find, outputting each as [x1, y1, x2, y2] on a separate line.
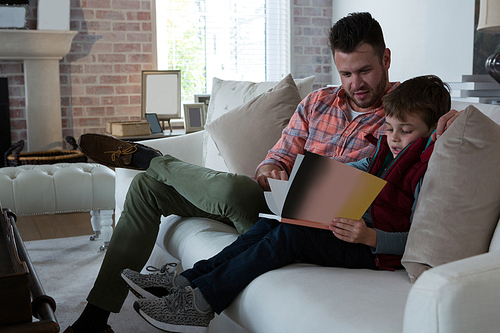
[329, 218, 377, 248]
[255, 164, 288, 191]
[431, 109, 463, 141]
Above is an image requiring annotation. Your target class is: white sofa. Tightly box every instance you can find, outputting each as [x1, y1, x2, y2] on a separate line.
[114, 77, 500, 333]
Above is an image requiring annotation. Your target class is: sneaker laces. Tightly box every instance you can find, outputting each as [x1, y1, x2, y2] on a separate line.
[144, 263, 177, 285]
[162, 287, 190, 313]
[104, 144, 138, 161]
[145, 262, 177, 275]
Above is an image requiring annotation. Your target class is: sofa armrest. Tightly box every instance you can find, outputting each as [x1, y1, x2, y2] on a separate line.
[115, 131, 205, 224]
[403, 251, 500, 333]
[138, 130, 205, 166]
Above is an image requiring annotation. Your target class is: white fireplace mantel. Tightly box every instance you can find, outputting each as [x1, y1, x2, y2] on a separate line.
[0, 29, 77, 152]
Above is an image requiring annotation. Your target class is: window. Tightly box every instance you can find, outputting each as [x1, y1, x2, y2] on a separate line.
[155, 0, 290, 101]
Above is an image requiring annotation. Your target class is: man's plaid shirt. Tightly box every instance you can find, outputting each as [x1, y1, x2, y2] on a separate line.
[256, 83, 399, 175]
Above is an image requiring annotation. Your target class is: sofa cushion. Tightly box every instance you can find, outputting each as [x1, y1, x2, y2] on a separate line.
[204, 74, 302, 176]
[226, 264, 411, 333]
[402, 105, 500, 282]
[157, 216, 412, 333]
[203, 75, 315, 172]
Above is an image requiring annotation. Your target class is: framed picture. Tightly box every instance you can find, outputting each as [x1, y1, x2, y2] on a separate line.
[194, 94, 211, 105]
[183, 103, 206, 133]
[0, 2, 29, 29]
[141, 70, 181, 130]
[194, 94, 210, 120]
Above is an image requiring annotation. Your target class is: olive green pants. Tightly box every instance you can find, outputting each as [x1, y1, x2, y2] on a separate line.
[87, 155, 269, 312]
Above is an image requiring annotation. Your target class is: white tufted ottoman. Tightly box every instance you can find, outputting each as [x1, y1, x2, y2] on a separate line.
[0, 163, 115, 249]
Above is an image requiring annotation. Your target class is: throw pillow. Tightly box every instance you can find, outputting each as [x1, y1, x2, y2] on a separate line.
[205, 74, 302, 176]
[205, 75, 315, 125]
[402, 105, 500, 282]
[203, 75, 315, 172]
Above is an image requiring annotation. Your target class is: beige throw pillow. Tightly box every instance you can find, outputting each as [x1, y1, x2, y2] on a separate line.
[205, 74, 302, 176]
[202, 75, 315, 172]
[402, 105, 500, 282]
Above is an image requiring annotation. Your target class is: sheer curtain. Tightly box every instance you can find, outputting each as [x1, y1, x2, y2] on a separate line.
[155, 0, 290, 97]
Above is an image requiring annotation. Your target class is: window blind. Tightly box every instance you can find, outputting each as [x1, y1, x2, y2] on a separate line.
[155, 0, 290, 96]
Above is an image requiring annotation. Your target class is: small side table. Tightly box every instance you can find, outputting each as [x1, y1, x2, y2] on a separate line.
[447, 74, 500, 104]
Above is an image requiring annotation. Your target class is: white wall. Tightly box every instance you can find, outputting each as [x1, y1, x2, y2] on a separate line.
[331, 0, 475, 84]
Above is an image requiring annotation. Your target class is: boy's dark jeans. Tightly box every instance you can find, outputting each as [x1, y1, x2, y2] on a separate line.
[181, 218, 377, 314]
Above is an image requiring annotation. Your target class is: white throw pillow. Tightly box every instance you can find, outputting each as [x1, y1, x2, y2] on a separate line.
[205, 74, 302, 176]
[202, 75, 315, 171]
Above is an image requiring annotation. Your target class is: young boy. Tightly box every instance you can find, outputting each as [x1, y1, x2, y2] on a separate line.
[124, 75, 451, 332]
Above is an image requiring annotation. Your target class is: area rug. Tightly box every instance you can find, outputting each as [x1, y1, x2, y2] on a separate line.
[24, 235, 163, 332]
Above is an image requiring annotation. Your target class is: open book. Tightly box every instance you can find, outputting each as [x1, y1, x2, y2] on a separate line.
[259, 151, 387, 229]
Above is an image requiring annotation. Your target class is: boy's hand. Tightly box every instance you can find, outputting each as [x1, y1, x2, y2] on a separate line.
[432, 109, 462, 141]
[329, 218, 377, 248]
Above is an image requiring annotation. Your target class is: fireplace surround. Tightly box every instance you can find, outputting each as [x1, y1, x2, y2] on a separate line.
[0, 29, 76, 152]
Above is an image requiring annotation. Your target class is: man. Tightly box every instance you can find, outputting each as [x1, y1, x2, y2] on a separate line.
[65, 12, 411, 333]
[256, 13, 393, 190]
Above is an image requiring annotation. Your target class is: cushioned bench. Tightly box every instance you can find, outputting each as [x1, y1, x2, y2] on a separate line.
[0, 163, 115, 249]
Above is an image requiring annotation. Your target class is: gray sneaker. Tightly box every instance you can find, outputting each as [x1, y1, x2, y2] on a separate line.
[121, 263, 178, 299]
[133, 286, 214, 333]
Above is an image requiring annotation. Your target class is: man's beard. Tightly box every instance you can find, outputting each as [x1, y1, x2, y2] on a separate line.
[346, 71, 387, 110]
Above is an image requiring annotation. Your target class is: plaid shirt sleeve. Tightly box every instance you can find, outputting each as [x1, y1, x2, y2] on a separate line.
[256, 84, 398, 176]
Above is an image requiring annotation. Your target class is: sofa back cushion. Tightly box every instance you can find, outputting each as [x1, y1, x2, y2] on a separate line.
[203, 75, 315, 172]
[402, 105, 500, 282]
[451, 100, 500, 124]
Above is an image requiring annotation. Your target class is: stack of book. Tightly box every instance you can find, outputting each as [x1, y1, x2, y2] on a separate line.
[447, 74, 500, 104]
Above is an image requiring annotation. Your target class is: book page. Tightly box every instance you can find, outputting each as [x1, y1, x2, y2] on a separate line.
[258, 212, 282, 222]
[261, 154, 305, 217]
[287, 153, 305, 185]
[267, 178, 288, 214]
[263, 192, 280, 216]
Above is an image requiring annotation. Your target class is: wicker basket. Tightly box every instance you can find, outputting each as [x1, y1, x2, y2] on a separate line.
[4, 137, 87, 167]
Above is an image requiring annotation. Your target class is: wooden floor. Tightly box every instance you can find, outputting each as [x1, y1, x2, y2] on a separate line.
[15, 212, 111, 241]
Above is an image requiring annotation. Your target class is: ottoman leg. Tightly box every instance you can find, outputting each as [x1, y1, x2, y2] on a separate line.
[90, 209, 114, 251]
[90, 210, 102, 241]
